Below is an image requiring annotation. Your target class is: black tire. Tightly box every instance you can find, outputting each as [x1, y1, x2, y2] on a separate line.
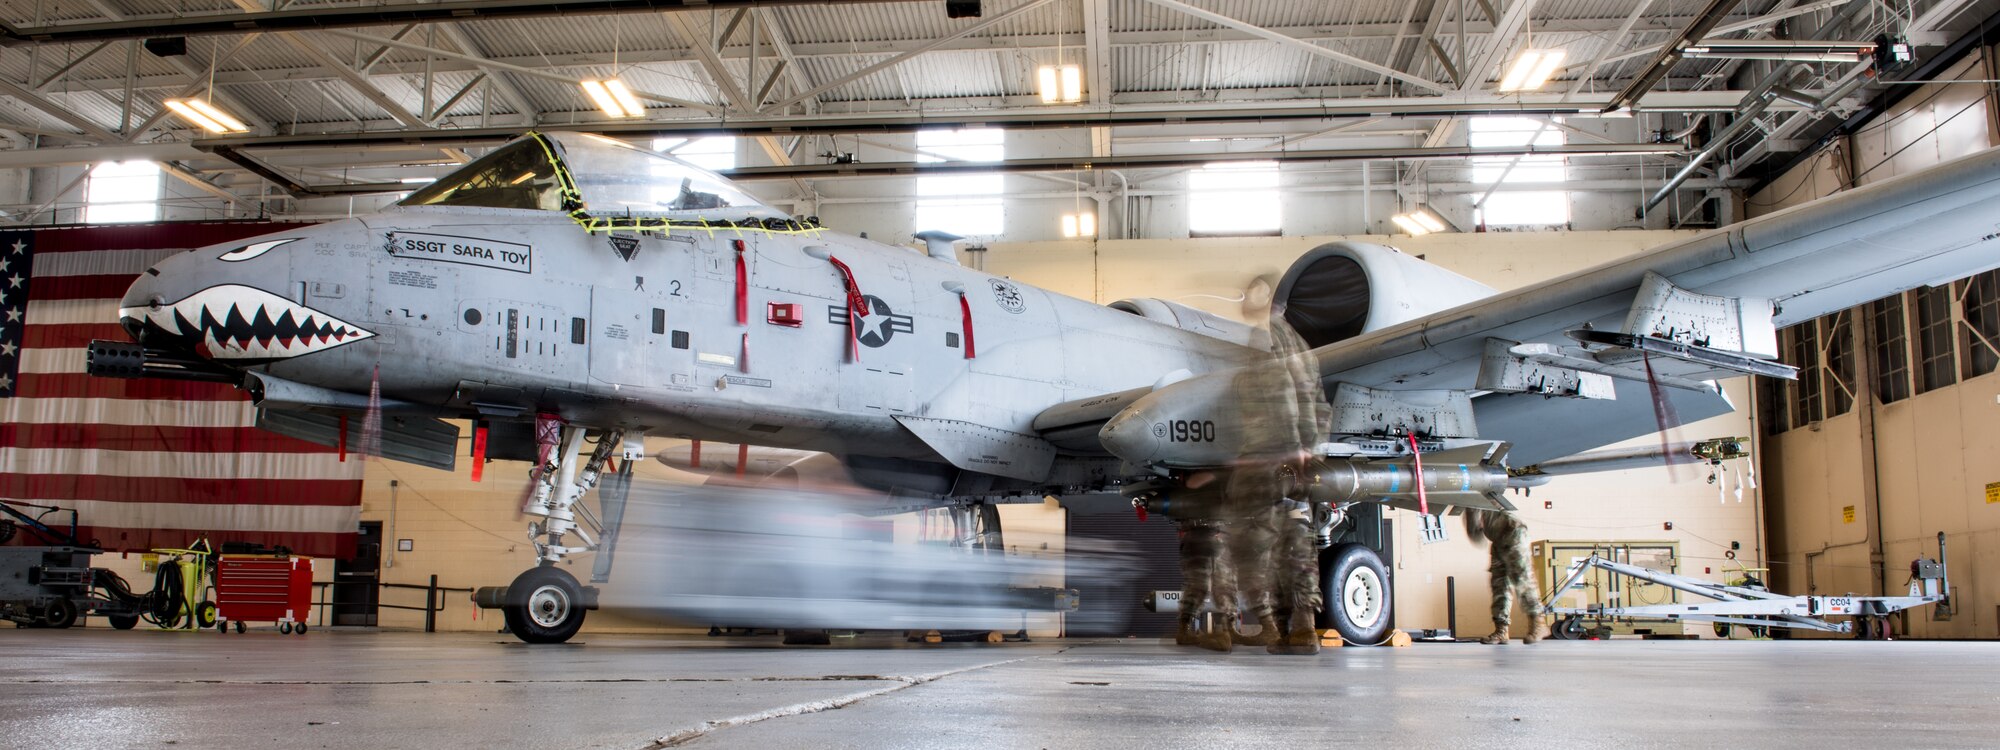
[781, 630, 832, 645]
[107, 613, 139, 631]
[235, 620, 246, 634]
[194, 601, 218, 630]
[1551, 616, 1585, 641]
[1713, 622, 1732, 639]
[294, 622, 307, 636]
[503, 566, 587, 644]
[1318, 543, 1393, 646]
[280, 622, 293, 635]
[42, 598, 78, 630]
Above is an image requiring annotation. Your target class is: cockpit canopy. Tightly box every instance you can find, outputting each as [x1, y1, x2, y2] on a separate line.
[400, 132, 787, 222]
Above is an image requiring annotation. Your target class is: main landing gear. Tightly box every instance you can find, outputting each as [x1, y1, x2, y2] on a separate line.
[473, 423, 638, 644]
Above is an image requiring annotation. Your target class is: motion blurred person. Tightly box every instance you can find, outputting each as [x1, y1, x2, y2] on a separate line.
[1464, 509, 1548, 644]
[1224, 306, 1332, 655]
[1172, 470, 1238, 652]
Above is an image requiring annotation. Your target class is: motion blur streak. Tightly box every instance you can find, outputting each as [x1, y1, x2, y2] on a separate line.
[595, 479, 1135, 632]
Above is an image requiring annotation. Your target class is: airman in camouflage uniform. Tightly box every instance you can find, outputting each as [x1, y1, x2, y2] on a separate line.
[1223, 308, 1331, 654]
[1464, 508, 1548, 644]
[1172, 471, 1238, 652]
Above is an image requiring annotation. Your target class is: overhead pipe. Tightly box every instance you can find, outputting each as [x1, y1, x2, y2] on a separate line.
[1645, 63, 1813, 211]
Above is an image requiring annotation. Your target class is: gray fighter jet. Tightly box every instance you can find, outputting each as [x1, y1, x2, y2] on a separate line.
[89, 131, 2000, 643]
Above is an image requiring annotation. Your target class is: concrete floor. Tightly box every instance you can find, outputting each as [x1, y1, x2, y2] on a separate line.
[3, 628, 1996, 749]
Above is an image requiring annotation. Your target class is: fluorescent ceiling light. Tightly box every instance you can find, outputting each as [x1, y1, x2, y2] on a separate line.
[1391, 207, 1450, 236]
[580, 79, 644, 118]
[163, 98, 248, 134]
[1681, 40, 1875, 63]
[1038, 65, 1082, 104]
[605, 80, 645, 116]
[1498, 49, 1566, 92]
[1060, 212, 1096, 238]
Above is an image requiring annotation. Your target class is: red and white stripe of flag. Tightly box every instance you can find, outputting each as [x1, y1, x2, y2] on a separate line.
[1, 223, 363, 558]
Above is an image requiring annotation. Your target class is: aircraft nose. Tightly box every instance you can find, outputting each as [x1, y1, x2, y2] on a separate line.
[1098, 408, 1162, 464]
[117, 268, 169, 344]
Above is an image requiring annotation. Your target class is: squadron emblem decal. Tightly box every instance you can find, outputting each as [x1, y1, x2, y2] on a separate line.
[826, 295, 914, 348]
[989, 278, 1026, 314]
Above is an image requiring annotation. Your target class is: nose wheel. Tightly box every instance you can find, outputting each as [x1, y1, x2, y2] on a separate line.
[503, 566, 587, 644]
[1318, 543, 1393, 645]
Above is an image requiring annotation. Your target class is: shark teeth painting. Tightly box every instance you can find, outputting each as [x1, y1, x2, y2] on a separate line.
[119, 284, 374, 361]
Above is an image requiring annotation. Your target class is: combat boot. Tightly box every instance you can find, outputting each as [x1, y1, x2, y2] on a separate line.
[1274, 608, 1320, 655]
[1523, 612, 1549, 645]
[1233, 618, 1277, 647]
[1479, 619, 1511, 644]
[1193, 627, 1234, 653]
[1175, 619, 1199, 646]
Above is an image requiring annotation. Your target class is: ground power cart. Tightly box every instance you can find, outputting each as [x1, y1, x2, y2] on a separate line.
[213, 555, 313, 634]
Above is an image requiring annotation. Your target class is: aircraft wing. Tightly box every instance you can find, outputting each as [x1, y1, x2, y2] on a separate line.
[1309, 145, 2000, 466]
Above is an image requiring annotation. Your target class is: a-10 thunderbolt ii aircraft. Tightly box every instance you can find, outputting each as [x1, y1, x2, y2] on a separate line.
[89, 131, 2000, 644]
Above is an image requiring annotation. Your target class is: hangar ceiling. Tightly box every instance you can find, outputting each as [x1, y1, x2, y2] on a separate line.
[0, 0, 1993, 217]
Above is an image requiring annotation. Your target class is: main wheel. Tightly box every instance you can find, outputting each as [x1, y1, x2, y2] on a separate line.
[1318, 543, 1392, 646]
[503, 566, 587, 644]
[41, 598, 78, 630]
[107, 613, 139, 631]
[194, 601, 218, 630]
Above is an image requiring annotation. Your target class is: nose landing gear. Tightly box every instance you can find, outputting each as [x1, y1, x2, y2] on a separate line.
[473, 422, 639, 644]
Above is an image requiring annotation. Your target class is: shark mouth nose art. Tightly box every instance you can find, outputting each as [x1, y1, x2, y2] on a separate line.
[119, 284, 374, 361]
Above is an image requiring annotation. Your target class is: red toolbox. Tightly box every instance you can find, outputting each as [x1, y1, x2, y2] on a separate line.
[213, 555, 314, 635]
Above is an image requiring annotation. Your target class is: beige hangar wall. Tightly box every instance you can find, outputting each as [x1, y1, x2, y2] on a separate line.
[1745, 46, 2000, 639]
[352, 227, 1764, 639]
[978, 229, 1760, 638]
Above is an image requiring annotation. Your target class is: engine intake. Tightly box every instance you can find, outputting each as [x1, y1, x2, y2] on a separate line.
[1274, 242, 1496, 349]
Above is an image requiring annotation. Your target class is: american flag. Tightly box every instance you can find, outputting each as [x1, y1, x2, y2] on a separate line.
[1, 223, 362, 558]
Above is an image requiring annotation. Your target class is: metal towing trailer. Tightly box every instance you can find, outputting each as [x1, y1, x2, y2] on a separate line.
[1543, 532, 1952, 638]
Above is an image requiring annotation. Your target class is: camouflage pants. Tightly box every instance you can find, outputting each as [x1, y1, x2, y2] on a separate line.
[1478, 512, 1539, 628]
[1225, 469, 1321, 625]
[1178, 521, 1237, 625]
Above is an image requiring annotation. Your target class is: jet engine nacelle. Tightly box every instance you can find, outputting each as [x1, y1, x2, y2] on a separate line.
[1106, 298, 1259, 348]
[1275, 241, 1496, 349]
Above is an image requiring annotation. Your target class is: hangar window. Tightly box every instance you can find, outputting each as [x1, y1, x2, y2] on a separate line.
[654, 136, 737, 172]
[1959, 269, 1999, 378]
[84, 160, 160, 224]
[1869, 296, 1910, 404]
[1468, 117, 1569, 227]
[1756, 373, 1789, 436]
[1911, 286, 1957, 394]
[1189, 161, 1281, 236]
[1785, 323, 1822, 426]
[1820, 311, 1855, 417]
[915, 128, 1005, 237]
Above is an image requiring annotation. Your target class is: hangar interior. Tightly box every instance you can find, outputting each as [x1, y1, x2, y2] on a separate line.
[0, 0, 1996, 649]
